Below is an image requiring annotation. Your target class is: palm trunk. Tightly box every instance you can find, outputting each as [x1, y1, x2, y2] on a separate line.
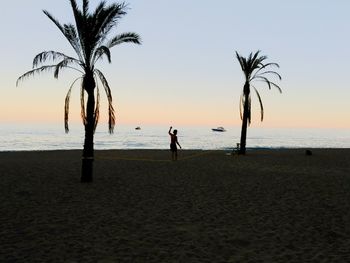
[239, 82, 250, 155]
[81, 72, 95, 183]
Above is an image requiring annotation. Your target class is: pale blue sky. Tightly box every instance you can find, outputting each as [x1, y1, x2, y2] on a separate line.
[1, 0, 350, 128]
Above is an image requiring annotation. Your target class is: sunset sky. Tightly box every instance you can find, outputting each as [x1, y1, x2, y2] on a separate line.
[1, 0, 350, 129]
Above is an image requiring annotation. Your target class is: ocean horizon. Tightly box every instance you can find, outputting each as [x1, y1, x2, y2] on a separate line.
[1, 123, 350, 152]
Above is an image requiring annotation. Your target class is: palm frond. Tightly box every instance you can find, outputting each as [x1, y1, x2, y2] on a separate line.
[244, 51, 259, 74]
[237, 51, 264, 81]
[235, 51, 245, 71]
[64, 77, 82, 133]
[33, 51, 80, 68]
[65, 89, 72, 133]
[82, 0, 89, 16]
[255, 75, 272, 89]
[63, 24, 85, 61]
[107, 32, 141, 48]
[250, 51, 265, 69]
[95, 69, 115, 133]
[235, 52, 243, 67]
[93, 84, 100, 132]
[255, 76, 282, 93]
[53, 58, 80, 79]
[261, 62, 280, 68]
[43, 11, 83, 61]
[251, 57, 266, 74]
[252, 62, 280, 79]
[69, 0, 87, 60]
[255, 70, 282, 81]
[252, 85, 264, 122]
[93, 46, 111, 64]
[92, 2, 127, 44]
[80, 86, 87, 125]
[42, 10, 65, 35]
[16, 65, 57, 86]
[239, 94, 243, 120]
[96, 3, 124, 30]
[70, 0, 84, 29]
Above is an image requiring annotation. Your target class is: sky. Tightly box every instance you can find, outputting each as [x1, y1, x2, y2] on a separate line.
[1, 0, 350, 129]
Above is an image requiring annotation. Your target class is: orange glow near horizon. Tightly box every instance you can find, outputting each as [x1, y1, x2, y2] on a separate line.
[2, 94, 350, 129]
[2, 75, 350, 129]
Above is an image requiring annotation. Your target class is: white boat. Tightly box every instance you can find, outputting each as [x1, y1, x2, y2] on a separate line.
[212, 127, 226, 132]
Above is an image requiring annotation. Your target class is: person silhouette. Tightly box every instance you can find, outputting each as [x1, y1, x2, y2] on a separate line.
[168, 126, 182, 160]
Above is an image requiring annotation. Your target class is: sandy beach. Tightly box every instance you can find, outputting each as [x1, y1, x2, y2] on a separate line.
[1, 149, 350, 262]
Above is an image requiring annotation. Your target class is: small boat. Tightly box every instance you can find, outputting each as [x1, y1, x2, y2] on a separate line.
[212, 127, 226, 132]
[135, 126, 141, 130]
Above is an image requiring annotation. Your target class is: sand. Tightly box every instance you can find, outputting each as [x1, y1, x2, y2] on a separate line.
[1, 149, 350, 262]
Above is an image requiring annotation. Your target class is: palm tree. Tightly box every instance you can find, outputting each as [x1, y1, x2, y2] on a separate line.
[17, 0, 141, 182]
[235, 51, 281, 154]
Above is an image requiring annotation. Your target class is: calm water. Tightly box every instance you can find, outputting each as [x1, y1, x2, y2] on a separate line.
[0, 123, 350, 151]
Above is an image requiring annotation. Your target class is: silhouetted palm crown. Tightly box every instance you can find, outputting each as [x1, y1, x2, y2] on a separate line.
[236, 51, 281, 123]
[17, 0, 141, 133]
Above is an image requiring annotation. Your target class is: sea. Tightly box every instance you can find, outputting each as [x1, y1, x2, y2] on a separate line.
[1, 123, 350, 151]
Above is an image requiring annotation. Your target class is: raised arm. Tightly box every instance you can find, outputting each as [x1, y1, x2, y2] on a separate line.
[168, 126, 172, 135]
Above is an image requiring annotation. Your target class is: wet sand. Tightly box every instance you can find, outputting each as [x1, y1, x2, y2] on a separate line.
[1, 149, 350, 262]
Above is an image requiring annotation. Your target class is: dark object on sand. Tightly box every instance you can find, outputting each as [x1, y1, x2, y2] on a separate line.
[305, 150, 312, 156]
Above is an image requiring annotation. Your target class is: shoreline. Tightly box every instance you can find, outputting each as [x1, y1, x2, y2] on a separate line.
[1, 146, 350, 153]
[1, 149, 350, 262]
